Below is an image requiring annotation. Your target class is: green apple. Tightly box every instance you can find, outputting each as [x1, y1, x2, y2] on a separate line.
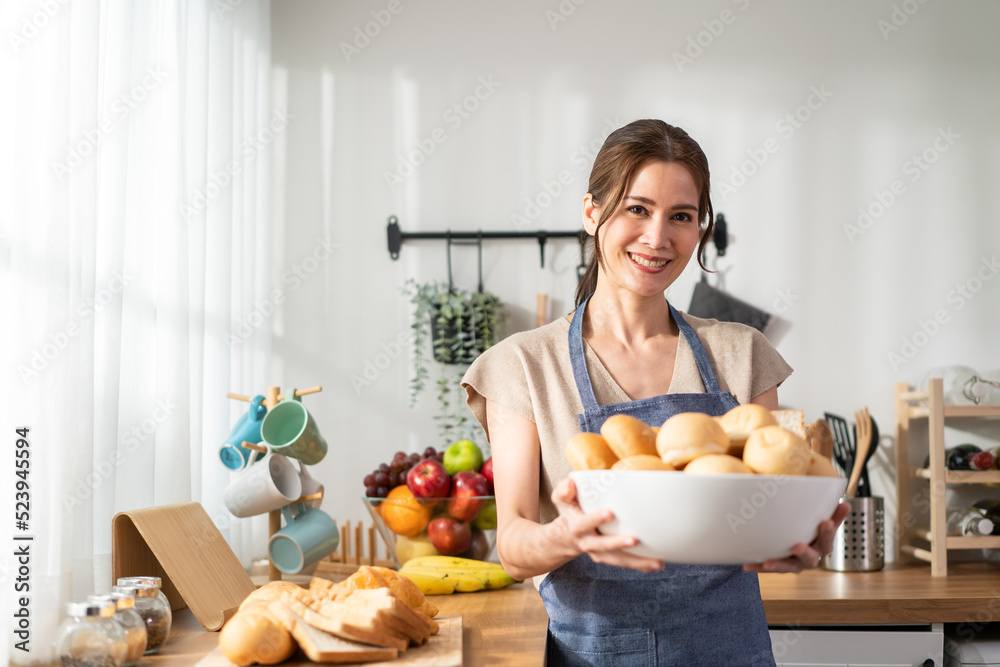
[472, 498, 497, 530]
[443, 439, 484, 476]
[395, 533, 439, 565]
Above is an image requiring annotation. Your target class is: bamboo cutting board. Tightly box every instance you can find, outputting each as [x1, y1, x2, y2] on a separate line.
[194, 615, 462, 667]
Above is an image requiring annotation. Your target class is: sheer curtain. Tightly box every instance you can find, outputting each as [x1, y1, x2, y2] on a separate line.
[0, 1, 274, 661]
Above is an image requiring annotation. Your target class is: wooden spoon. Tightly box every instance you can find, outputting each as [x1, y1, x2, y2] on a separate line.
[845, 407, 871, 498]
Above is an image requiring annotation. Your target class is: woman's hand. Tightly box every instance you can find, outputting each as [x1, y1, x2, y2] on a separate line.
[549, 477, 665, 573]
[743, 501, 851, 573]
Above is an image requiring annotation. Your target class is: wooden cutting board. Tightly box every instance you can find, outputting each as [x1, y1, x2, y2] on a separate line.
[194, 615, 462, 667]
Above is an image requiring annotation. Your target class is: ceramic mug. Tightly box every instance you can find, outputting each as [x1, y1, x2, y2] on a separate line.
[219, 395, 268, 471]
[223, 451, 302, 518]
[260, 387, 328, 465]
[268, 503, 339, 574]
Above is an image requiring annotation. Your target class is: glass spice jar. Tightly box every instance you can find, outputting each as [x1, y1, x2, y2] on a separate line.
[112, 583, 170, 654]
[87, 594, 147, 666]
[55, 600, 128, 667]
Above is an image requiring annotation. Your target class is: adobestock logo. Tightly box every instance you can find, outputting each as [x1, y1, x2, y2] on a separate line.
[383, 75, 502, 192]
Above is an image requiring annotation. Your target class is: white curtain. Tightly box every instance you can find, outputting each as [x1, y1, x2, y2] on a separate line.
[0, 0, 274, 661]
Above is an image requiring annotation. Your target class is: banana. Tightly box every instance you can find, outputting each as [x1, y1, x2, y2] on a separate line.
[398, 556, 520, 595]
[396, 569, 458, 595]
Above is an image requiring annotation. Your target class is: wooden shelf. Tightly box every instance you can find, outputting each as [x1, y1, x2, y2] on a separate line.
[911, 468, 1000, 483]
[895, 379, 1000, 576]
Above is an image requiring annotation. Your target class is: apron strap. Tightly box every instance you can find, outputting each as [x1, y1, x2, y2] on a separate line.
[569, 295, 726, 409]
[668, 301, 722, 394]
[568, 296, 599, 411]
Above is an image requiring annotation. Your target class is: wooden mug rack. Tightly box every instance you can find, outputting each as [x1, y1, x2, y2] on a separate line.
[226, 384, 323, 581]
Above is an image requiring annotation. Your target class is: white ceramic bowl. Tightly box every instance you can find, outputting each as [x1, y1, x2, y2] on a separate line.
[571, 470, 846, 565]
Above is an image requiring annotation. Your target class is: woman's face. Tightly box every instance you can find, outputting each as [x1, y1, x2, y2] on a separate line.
[585, 160, 702, 298]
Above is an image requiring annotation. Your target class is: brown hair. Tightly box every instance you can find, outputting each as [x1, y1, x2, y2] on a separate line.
[574, 119, 715, 308]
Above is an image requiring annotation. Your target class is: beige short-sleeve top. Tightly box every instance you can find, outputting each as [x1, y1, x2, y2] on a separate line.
[461, 311, 793, 525]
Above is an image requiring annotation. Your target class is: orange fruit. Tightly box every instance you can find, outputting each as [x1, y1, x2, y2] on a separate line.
[380, 485, 432, 537]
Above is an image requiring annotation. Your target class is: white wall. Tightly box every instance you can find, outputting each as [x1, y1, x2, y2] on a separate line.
[267, 0, 1000, 558]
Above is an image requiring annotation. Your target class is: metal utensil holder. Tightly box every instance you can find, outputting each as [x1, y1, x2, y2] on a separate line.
[822, 496, 884, 572]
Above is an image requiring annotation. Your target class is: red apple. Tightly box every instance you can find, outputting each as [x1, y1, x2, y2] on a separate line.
[447, 470, 490, 522]
[407, 458, 451, 501]
[427, 517, 471, 556]
[480, 457, 494, 494]
[459, 526, 491, 561]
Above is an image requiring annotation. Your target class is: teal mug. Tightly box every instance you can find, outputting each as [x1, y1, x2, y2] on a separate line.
[260, 388, 328, 465]
[219, 395, 268, 471]
[268, 503, 339, 574]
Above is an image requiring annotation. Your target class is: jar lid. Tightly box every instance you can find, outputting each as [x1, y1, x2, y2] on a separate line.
[117, 576, 161, 589]
[66, 600, 116, 618]
[88, 593, 135, 610]
[112, 584, 158, 599]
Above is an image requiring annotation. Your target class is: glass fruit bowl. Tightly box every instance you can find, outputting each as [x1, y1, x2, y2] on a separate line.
[362, 492, 497, 568]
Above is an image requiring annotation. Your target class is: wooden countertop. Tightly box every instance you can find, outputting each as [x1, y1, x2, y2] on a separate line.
[147, 562, 1000, 666]
[147, 582, 549, 667]
[759, 561, 1000, 624]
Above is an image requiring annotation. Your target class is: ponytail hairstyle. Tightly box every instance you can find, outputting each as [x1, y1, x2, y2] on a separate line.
[574, 119, 715, 308]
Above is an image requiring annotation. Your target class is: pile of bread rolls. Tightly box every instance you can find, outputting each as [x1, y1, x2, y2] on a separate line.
[566, 405, 839, 478]
[219, 566, 439, 665]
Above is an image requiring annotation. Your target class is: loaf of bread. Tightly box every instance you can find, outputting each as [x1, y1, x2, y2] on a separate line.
[656, 412, 730, 467]
[771, 409, 805, 439]
[218, 603, 296, 666]
[611, 455, 675, 471]
[683, 453, 753, 475]
[600, 415, 659, 459]
[805, 451, 839, 477]
[742, 425, 811, 476]
[715, 404, 778, 457]
[565, 432, 619, 470]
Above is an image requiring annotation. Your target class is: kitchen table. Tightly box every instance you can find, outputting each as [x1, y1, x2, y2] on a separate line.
[147, 582, 549, 667]
[145, 562, 1000, 667]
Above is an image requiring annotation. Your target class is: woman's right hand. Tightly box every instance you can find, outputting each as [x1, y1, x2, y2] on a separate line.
[549, 477, 665, 573]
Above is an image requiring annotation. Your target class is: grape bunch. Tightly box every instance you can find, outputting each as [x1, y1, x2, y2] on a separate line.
[363, 447, 445, 498]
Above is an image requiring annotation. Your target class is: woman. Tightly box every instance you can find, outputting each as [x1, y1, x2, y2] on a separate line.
[462, 119, 848, 665]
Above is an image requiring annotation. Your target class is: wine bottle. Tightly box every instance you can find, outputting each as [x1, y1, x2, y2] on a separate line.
[972, 500, 1000, 535]
[947, 508, 995, 536]
[922, 444, 994, 470]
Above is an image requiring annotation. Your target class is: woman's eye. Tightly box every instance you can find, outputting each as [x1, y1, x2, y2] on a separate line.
[627, 205, 647, 215]
[673, 212, 694, 222]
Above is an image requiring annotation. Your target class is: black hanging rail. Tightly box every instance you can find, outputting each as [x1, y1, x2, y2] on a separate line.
[387, 215, 586, 269]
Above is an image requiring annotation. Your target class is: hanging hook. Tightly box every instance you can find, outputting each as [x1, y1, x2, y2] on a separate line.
[446, 230, 454, 293]
[476, 231, 484, 293]
[537, 232, 547, 269]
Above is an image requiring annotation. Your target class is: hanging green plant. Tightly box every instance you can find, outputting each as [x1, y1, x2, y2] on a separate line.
[401, 279, 508, 444]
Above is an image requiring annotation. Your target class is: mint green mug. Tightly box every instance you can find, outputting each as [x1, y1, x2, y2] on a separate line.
[260, 388, 328, 465]
[268, 503, 339, 574]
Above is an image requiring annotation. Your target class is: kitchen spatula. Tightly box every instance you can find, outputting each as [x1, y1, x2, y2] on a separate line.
[824, 412, 854, 480]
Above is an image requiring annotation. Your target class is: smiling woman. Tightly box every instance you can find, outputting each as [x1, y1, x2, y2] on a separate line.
[461, 119, 848, 666]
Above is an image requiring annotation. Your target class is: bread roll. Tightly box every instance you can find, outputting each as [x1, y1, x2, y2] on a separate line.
[806, 451, 839, 478]
[742, 425, 811, 476]
[683, 454, 753, 475]
[656, 412, 730, 467]
[611, 455, 675, 471]
[716, 405, 778, 457]
[565, 433, 619, 470]
[219, 606, 296, 666]
[600, 415, 659, 459]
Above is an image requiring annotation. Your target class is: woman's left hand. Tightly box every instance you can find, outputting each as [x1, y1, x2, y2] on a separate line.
[743, 501, 851, 574]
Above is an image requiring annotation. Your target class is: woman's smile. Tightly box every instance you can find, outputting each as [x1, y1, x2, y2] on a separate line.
[627, 251, 670, 271]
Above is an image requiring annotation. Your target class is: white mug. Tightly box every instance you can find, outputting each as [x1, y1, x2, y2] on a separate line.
[224, 451, 302, 518]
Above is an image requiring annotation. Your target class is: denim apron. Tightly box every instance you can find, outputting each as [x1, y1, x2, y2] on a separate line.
[539, 296, 775, 666]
